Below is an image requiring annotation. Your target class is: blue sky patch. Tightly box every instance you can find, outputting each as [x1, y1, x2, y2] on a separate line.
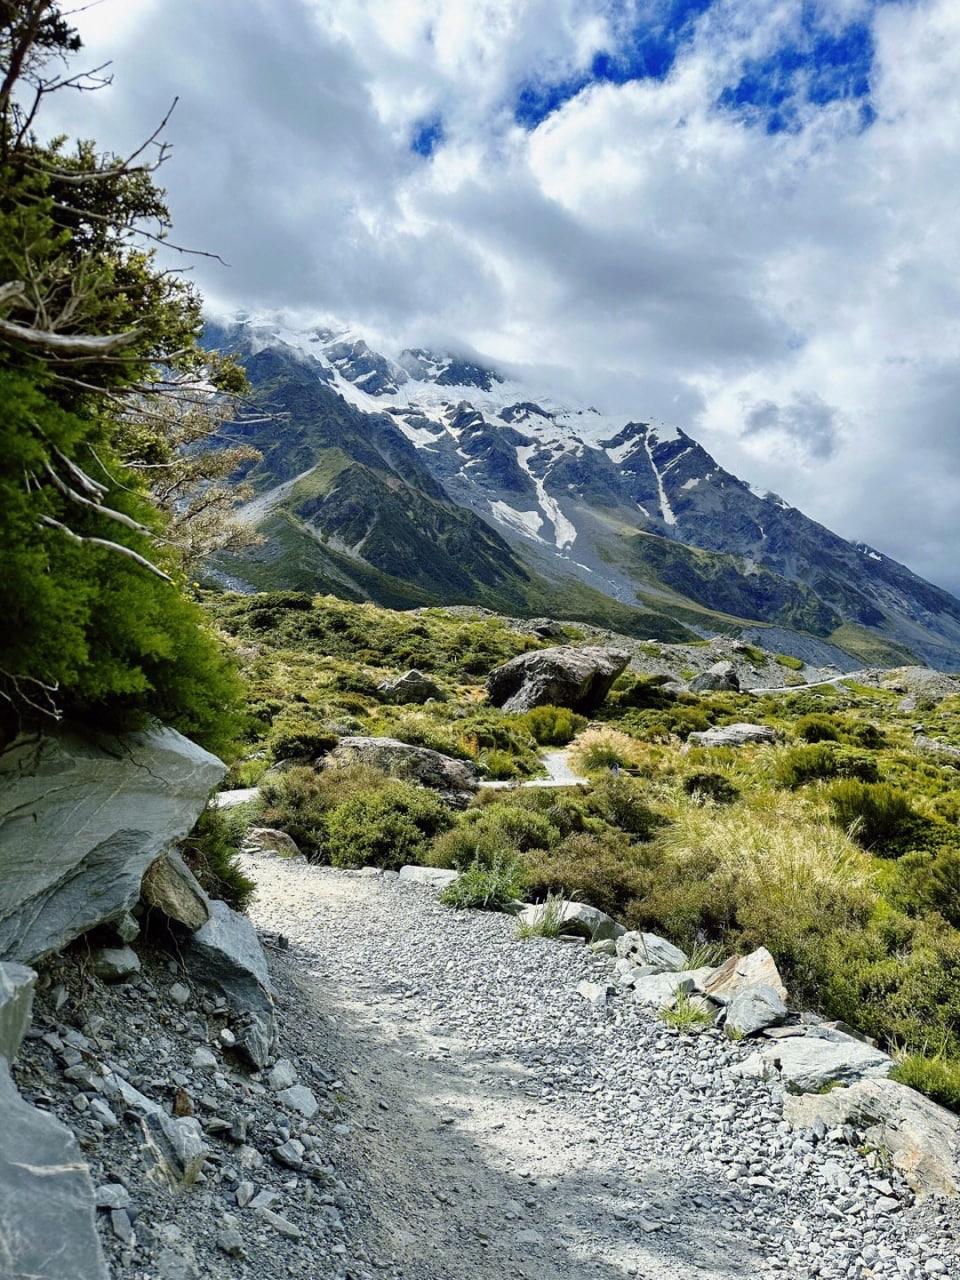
[411, 116, 445, 158]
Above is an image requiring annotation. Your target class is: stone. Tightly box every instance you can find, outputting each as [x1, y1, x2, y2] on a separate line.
[255, 1208, 302, 1240]
[0, 1059, 108, 1279]
[0, 724, 224, 964]
[486, 645, 630, 714]
[141, 848, 211, 932]
[913, 736, 960, 765]
[784, 1078, 960, 1198]
[191, 1046, 217, 1073]
[689, 661, 740, 693]
[703, 947, 788, 1005]
[243, 827, 301, 858]
[518, 900, 625, 942]
[724, 984, 788, 1037]
[169, 981, 191, 1006]
[277, 1085, 320, 1120]
[273, 1138, 305, 1169]
[108, 911, 140, 943]
[184, 900, 275, 1068]
[630, 972, 695, 1008]
[95, 1183, 130, 1210]
[268, 1058, 297, 1090]
[398, 865, 460, 889]
[324, 737, 478, 807]
[0, 961, 36, 1062]
[576, 980, 613, 1007]
[89, 946, 141, 980]
[615, 931, 688, 972]
[88, 1098, 118, 1128]
[377, 669, 446, 704]
[762, 1034, 891, 1093]
[686, 723, 778, 749]
[112, 1074, 208, 1181]
[217, 1227, 245, 1258]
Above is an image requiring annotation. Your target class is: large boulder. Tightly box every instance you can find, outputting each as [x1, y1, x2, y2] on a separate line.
[0, 1062, 108, 1280]
[616, 931, 689, 972]
[377, 670, 446, 704]
[141, 847, 211, 930]
[703, 947, 788, 1005]
[783, 1079, 960, 1199]
[686, 724, 777, 749]
[486, 646, 630, 714]
[689, 661, 740, 693]
[184, 900, 276, 1068]
[761, 1031, 891, 1092]
[324, 736, 478, 807]
[0, 725, 225, 964]
[519, 899, 625, 942]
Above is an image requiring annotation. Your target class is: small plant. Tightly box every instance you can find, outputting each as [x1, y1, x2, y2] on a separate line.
[795, 714, 840, 744]
[686, 940, 726, 969]
[517, 893, 569, 940]
[682, 771, 739, 805]
[724, 1024, 746, 1042]
[660, 988, 715, 1031]
[438, 855, 525, 912]
[891, 1052, 960, 1113]
[775, 653, 805, 671]
[178, 806, 256, 913]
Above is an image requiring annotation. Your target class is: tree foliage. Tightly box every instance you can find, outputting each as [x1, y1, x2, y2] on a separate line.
[0, 1, 250, 751]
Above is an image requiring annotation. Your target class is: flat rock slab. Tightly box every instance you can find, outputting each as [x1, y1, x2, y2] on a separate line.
[616, 930, 689, 972]
[725, 984, 787, 1037]
[486, 646, 630, 714]
[763, 1033, 891, 1092]
[631, 972, 695, 1008]
[519, 900, 625, 942]
[0, 961, 36, 1062]
[0, 725, 224, 964]
[185, 900, 275, 1067]
[398, 866, 460, 889]
[0, 1059, 108, 1280]
[784, 1078, 960, 1199]
[686, 724, 777, 749]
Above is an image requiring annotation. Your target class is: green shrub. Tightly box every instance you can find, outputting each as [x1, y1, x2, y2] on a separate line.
[850, 721, 885, 749]
[178, 807, 255, 913]
[325, 782, 453, 870]
[438, 855, 525, 912]
[681, 771, 740, 805]
[516, 705, 588, 746]
[523, 830, 649, 920]
[795, 714, 840, 743]
[427, 804, 560, 871]
[892, 848, 960, 927]
[775, 744, 880, 789]
[586, 776, 660, 838]
[608, 673, 677, 711]
[891, 1054, 960, 1113]
[826, 780, 919, 853]
[267, 722, 339, 763]
[258, 764, 392, 858]
[775, 653, 805, 671]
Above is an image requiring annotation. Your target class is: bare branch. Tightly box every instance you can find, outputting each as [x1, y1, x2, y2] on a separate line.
[0, 279, 27, 309]
[0, 314, 140, 354]
[39, 515, 173, 581]
[43, 461, 155, 535]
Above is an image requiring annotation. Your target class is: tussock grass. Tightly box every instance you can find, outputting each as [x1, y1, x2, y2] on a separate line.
[569, 727, 647, 774]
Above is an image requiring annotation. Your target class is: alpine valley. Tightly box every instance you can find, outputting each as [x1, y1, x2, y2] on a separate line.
[205, 317, 960, 670]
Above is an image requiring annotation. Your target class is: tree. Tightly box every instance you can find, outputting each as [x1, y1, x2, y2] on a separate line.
[0, 1, 252, 752]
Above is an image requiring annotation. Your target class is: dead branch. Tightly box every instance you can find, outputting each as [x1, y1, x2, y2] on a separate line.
[0, 314, 140, 354]
[39, 515, 173, 581]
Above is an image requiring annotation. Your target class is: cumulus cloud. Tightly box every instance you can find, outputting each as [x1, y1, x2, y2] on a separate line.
[42, 0, 960, 593]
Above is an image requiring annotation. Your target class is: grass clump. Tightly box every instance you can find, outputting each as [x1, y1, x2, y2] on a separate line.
[774, 744, 880, 789]
[681, 771, 740, 805]
[660, 989, 716, 1032]
[795, 714, 840, 743]
[570, 727, 645, 774]
[178, 806, 256, 913]
[825, 780, 920, 854]
[516, 704, 588, 746]
[775, 653, 805, 671]
[438, 855, 525, 911]
[517, 893, 570, 939]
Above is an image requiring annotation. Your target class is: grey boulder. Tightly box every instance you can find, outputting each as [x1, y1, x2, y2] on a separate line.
[141, 848, 211, 931]
[0, 724, 224, 964]
[703, 947, 788, 1005]
[486, 646, 630, 714]
[724, 983, 787, 1037]
[783, 1078, 960, 1199]
[762, 1032, 891, 1092]
[689, 661, 740, 693]
[324, 736, 477, 807]
[616, 931, 688, 972]
[0, 1059, 108, 1280]
[377, 670, 446, 704]
[185, 900, 275, 1068]
[0, 961, 36, 1062]
[686, 723, 777, 749]
[243, 828, 301, 858]
[519, 900, 625, 942]
[398, 865, 459, 889]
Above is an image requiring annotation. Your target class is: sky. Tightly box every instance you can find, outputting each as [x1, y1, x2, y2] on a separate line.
[47, 0, 960, 593]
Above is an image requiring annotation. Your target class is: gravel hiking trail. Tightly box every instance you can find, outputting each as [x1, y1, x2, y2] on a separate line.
[245, 853, 955, 1280]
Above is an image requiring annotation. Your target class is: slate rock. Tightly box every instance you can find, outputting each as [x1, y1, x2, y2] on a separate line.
[616, 931, 688, 972]
[398, 865, 460, 889]
[185, 900, 275, 1067]
[141, 848, 211, 931]
[0, 724, 224, 964]
[689, 661, 740, 693]
[519, 900, 625, 942]
[278, 1084, 319, 1119]
[325, 737, 477, 807]
[243, 827, 301, 858]
[0, 961, 36, 1062]
[762, 1034, 891, 1092]
[378, 669, 446, 704]
[486, 645, 630, 714]
[784, 1078, 960, 1198]
[576, 980, 613, 1007]
[89, 945, 141, 981]
[724, 983, 787, 1037]
[0, 1058, 108, 1280]
[112, 1074, 207, 1181]
[703, 947, 788, 1005]
[686, 723, 777, 749]
[631, 972, 695, 1008]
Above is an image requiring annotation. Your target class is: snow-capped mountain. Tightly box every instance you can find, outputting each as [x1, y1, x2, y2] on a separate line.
[206, 316, 960, 668]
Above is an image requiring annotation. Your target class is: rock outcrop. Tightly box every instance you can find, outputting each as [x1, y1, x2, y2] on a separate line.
[486, 646, 630, 714]
[377, 669, 446, 704]
[689, 660, 740, 693]
[0, 725, 225, 964]
[685, 723, 777, 749]
[324, 736, 478, 807]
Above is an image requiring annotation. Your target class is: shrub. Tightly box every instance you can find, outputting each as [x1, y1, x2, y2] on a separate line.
[516, 705, 588, 746]
[325, 782, 453, 870]
[267, 722, 339, 763]
[891, 1054, 960, 1113]
[850, 721, 885, 749]
[427, 804, 560, 870]
[523, 830, 649, 920]
[681, 771, 740, 805]
[586, 776, 660, 838]
[258, 763, 392, 858]
[775, 744, 880, 789]
[570, 728, 644, 774]
[438, 855, 525, 912]
[608, 673, 677, 711]
[775, 653, 805, 671]
[178, 807, 255, 913]
[795, 714, 840, 743]
[826, 780, 919, 853]
[892, 848, 960, 927]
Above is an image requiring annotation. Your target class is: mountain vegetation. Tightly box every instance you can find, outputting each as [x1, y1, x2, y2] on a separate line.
[0, 1, 250, 751]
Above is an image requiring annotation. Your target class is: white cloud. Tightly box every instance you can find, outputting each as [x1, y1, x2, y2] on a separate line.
[43, 0, 960, 594]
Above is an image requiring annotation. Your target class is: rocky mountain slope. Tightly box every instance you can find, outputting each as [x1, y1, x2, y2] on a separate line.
[206, 318, 960, 669]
